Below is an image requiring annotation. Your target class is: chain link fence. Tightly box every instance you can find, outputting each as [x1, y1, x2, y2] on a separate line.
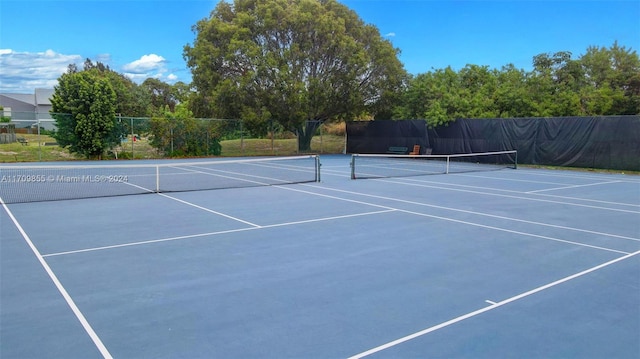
[0, 112, 346, 161]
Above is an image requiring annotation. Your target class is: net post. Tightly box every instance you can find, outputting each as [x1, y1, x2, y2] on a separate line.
[350, 155, 356, 179]
[445, 156, 450, 174]
[514, 150, 518, 169]
[315, 155, 321, 182]
[155, 165, 160, 193]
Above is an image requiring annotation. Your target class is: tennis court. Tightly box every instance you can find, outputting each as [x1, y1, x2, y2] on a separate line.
[1, 154, 639, 358]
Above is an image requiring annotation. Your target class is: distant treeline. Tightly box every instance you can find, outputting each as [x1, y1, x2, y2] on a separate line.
[393, 42, 640, 127]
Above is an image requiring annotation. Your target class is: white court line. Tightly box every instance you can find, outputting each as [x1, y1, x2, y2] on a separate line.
[282, 185, 631, 253]
[375, 178, 640, 214]
[322, 166, 639, 208]
[42, 209, 396, 257]
[526, 180, 623, 193]
[348, 250, 640, 359]
[395, 207, 629, 254]
[500, 169, 640, 183]
[0, 198, 113, 359]
[401, 176, 640, 208]
[281, 184, 635, 253]
[42, 227, 259, 257]
[158, 193, 261, 227]
[453, 173, 580, 186]
[43, 181, 634, 257]
[455, 170, 640, 184]
[301, 184, 640, 242]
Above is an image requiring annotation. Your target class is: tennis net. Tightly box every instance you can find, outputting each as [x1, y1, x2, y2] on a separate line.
[350, 150, 517, 179]
[0, 155, 320, 203]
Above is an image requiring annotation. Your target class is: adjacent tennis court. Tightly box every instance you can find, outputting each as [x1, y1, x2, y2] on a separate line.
[1, 154, 638, 358]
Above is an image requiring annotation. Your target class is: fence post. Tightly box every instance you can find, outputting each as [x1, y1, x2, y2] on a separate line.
[35, 111, 42, 161]
[271, 118, 275, 155]
[130, 117, 134, 158]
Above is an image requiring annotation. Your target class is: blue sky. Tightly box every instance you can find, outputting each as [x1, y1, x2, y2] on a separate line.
[1, 0, 639, 93]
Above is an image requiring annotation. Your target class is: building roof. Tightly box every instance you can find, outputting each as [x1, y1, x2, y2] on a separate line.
[0, 89, 54, 107]
[0, 93, 35, 105]
[35, 88, 54, 106]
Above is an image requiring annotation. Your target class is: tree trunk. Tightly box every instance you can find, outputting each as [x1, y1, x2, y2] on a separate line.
[297, 120, 321, 152]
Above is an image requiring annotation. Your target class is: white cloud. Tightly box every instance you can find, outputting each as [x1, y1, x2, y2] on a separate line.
[122, 54, 181, 84]
[0, 49, 83, 93]
[122, 54, 166, 74]
[0, 50, 182, 93]
[384, 32, 396, 38]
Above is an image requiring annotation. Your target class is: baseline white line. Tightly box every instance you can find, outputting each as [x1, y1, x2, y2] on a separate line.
[0, 199, 113, 359]
[301, 184, 640, 242]
[42, 209, 396, 257]
[348, 250, 640, 359]
[526, 180, 622, 194]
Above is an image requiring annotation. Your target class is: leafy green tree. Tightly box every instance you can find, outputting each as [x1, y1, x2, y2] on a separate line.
[580, 42, 640, 114]
[142, 78, 180, 114]
[394, 67, 468, 126]
[51, 68, 118, 158]
[149, 104, 222, 157]
[82, 59, 151, 117]
[528, 51, 578, 116]
[458, 64, 499, 118]
[395, 42, 638, 123]
[184, 0, 407, 151]
[494, 64, 536, 117]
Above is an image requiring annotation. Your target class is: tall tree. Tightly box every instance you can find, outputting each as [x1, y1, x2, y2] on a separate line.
[395, 42, 639, 123]
[184, 0, 407, 151]
[494, 64, 536, 118]
[142, 78, 180, 114]
[580, 42, 640, 114]
[82, 59, 151, 117]
[51, 68, 118, 158]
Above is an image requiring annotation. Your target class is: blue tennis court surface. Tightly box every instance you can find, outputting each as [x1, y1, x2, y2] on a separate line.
[1, 155, 639, 358]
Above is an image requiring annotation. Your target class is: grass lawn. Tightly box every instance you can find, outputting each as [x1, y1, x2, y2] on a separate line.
[0, 133, 346, 163]
[0, 134, 79, 162]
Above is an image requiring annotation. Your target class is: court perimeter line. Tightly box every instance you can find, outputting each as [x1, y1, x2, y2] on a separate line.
[377, 178, 639, 214]
[348, 250, 640, 359]
[286, 184, 630, 254]
[403, 175, 639, 208]
[301, 184, 640, 243]
[0, 198, 113, 359]
[396, 208, 629, 254]
[42, 209, 396, 257]
[489, 168, 640, 183]
[526, 180, 623, 193]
